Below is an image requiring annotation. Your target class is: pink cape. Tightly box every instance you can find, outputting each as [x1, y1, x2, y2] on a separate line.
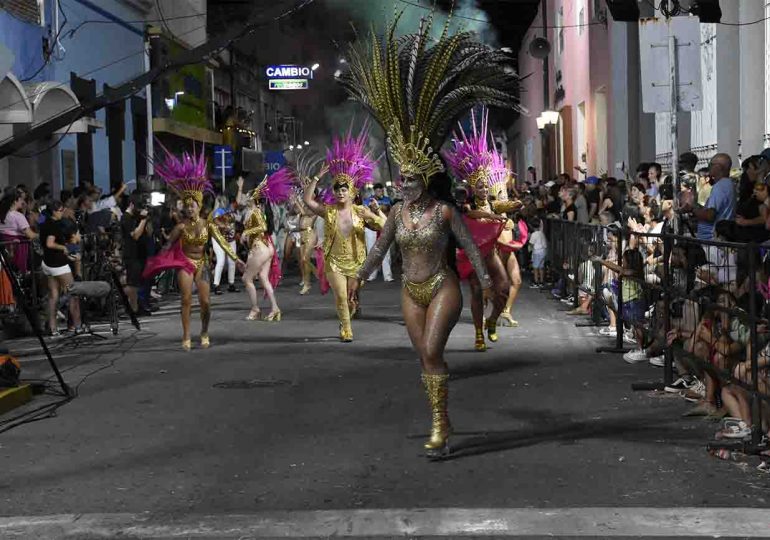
[314, 247, 330, 295]
[142, 241, 195, 279]
[456, 216, 505, 280]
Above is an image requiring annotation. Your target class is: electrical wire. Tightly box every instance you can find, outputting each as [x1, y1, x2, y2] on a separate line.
[20, 0, 69, 82]
[396, 0, 605, 29]
[11, 120, 76, 158]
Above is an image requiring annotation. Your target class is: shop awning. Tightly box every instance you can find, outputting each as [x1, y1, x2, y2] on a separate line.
[23, 82, 99, 134]
[0, 72, 32, 124]
[153, 117, 223, 145]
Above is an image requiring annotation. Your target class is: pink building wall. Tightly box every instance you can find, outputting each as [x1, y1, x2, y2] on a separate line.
[510, 0, 611, 180]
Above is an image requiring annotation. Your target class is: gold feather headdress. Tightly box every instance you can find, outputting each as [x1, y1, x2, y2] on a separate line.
[339, 10, 526, 186]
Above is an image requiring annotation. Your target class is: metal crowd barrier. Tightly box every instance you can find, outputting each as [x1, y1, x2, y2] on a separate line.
[544, 218, 769, 455]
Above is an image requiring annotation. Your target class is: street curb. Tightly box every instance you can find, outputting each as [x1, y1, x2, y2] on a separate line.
[0, 384, 33, 416]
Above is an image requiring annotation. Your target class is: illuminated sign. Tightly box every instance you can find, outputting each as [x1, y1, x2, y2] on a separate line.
[265, 65, 314, 79]
[269, 79, 309, 90]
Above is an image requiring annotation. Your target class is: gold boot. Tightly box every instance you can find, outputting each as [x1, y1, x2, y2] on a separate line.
[182, 339, 192, 351]
[474, 327, 487, 352]
[485, 318, 499, 342]
[200, 334, 210, 349]
[339, 323, 353, 343]
[421, 373, 452, 458]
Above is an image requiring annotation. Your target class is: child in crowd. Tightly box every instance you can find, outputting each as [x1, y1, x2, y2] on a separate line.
[529, 218, 547, 286]
[599, 248, 647, 363]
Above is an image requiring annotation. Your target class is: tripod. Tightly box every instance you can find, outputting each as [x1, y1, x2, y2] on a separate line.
[0, 246, 71, 397]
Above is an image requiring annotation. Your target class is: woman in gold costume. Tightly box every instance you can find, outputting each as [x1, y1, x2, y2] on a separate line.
[143, 146, 244, 350]
[340, 12, 523, 457]
[241, 169, 293, 321]
[302, 127, 386, 342]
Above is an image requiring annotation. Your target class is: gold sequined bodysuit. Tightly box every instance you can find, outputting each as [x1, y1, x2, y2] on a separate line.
[181, 216, 239, 275]
[323, 205, 385, 278]
[243, 208, 269, 250]
[359, 201, 491, 307]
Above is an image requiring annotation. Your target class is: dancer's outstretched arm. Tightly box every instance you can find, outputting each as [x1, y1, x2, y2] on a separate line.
[302, 163, 330, 219]
[349, 206, 398, 302]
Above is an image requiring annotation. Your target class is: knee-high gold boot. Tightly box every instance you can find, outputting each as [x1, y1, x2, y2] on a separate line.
[335, 298, 353, 342]
[421, 373, 452, 457]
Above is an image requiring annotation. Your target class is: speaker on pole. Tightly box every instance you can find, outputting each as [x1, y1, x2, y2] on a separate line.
[690, 0, 721, 23]
[606, 0, 640, 22]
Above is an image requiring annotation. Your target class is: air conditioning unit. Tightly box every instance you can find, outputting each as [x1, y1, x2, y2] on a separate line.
[242, 149, 262, 173]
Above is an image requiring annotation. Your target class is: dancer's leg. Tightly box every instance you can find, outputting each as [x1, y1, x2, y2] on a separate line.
[485, 252, 510, 339]
[177, 270, 194, 348]
[412, 275, 463, 457]
[468, 276, 485, 351]
[257, 244, 279, 316]
[364, 228, 379, 281]
[326, 267, 351, 341]
[242, 245, 268, 318]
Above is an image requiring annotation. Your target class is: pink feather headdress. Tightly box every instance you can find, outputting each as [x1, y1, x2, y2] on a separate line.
[253, 166, 295, 205]
[443, 108, 507, 192]
[318, 187, 337, 206]
[326, 121, 375, 195]
[154, 143, 212, 205]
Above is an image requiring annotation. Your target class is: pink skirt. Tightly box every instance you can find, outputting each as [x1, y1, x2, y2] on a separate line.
[497, 220, 529, 254]
[142, 241, 195, 279]
[456, 217, 504, 280]
[314, 247, 330, 295]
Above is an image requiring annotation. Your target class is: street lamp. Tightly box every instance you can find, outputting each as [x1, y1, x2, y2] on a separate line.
[304, 141, 310, 145]
[289, 145, 294, 150]
[296, 144, 303, 150]
[311, 63, 320, 71]
[339, 58, 347, 64]
[334, 69, 342, 78]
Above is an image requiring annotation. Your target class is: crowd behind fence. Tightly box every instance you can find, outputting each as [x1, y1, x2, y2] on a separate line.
[546, 218, 770, 452]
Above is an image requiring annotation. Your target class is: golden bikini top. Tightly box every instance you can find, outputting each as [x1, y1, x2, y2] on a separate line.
[182, 221, 209, 247]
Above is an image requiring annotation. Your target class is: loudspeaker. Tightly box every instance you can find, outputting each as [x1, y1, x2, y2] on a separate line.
[691, 0, 721, 23]
[606, 0, 640, 22]
[528, 37, 551, 59]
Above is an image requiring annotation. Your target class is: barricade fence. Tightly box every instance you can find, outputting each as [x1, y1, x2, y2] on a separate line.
[545, 218, 769, 452]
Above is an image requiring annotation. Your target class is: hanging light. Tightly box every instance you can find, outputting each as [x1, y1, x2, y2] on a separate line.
[543, 110, 560, 125]
[536, 115, 547, 130]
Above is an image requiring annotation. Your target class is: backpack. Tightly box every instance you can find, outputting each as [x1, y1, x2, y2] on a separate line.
[0, 355, 21, 388]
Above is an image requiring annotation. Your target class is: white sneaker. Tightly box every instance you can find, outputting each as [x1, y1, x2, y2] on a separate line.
[599, 327, 616, 337]
[721, 421, 752, 440]
[623, 330, 637, 345]
[623, 348, 647, 364]
[648, 355, 665, 367]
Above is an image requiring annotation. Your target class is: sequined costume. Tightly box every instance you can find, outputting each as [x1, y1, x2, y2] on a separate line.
[323, 205, 383, 278]
[340, 10, 523, 458]
[142, 144, 242, 351]
[360, 201, 491, 305]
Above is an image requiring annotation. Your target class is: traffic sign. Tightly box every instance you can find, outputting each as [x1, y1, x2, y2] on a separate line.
[212, 145, 234, 190]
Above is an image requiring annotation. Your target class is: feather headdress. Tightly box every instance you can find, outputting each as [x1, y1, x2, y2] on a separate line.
[252, 167, 295, 205]
[326, 122, 375, 196]
[340, 10, 524, 186]
[154, 144, 212, 206]
[444, 108, 495, 191]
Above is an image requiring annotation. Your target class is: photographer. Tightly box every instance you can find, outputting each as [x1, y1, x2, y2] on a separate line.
[121, 192, 151, 316]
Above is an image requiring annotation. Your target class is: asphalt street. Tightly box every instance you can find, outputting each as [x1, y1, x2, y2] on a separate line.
[0, 277, 768, 538]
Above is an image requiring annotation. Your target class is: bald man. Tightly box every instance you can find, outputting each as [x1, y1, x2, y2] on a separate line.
[692, 153, 735, 241]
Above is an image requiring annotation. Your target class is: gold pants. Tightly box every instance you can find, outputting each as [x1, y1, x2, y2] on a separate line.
[325, 265, 354, 335]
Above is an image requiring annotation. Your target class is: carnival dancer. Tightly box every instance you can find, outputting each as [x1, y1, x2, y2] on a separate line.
[142, 146, 244, 350]
[302, 126, 386, 342]
[242, 169, 293, 321]
[294, 195, 319, 295]
[340, 11, 522, 457]
[444, 110, 513, 352]
[494, 180, 528, 328]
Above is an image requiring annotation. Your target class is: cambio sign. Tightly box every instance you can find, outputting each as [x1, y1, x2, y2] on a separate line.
[266, 65, 314, 79]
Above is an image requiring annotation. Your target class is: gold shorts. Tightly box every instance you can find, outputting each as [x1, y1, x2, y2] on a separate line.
[402, 269, 447, 308]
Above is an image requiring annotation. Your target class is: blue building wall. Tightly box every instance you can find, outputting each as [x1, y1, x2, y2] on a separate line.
[1, 0, 147, 191]
[50, 0, 146, 190]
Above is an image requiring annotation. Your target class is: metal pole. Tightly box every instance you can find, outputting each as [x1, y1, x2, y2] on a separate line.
[541, 0, 550, 181]
[144, 35, 154, 176]
[668, 28, 679, 193]
[221, 149, 226, 194]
